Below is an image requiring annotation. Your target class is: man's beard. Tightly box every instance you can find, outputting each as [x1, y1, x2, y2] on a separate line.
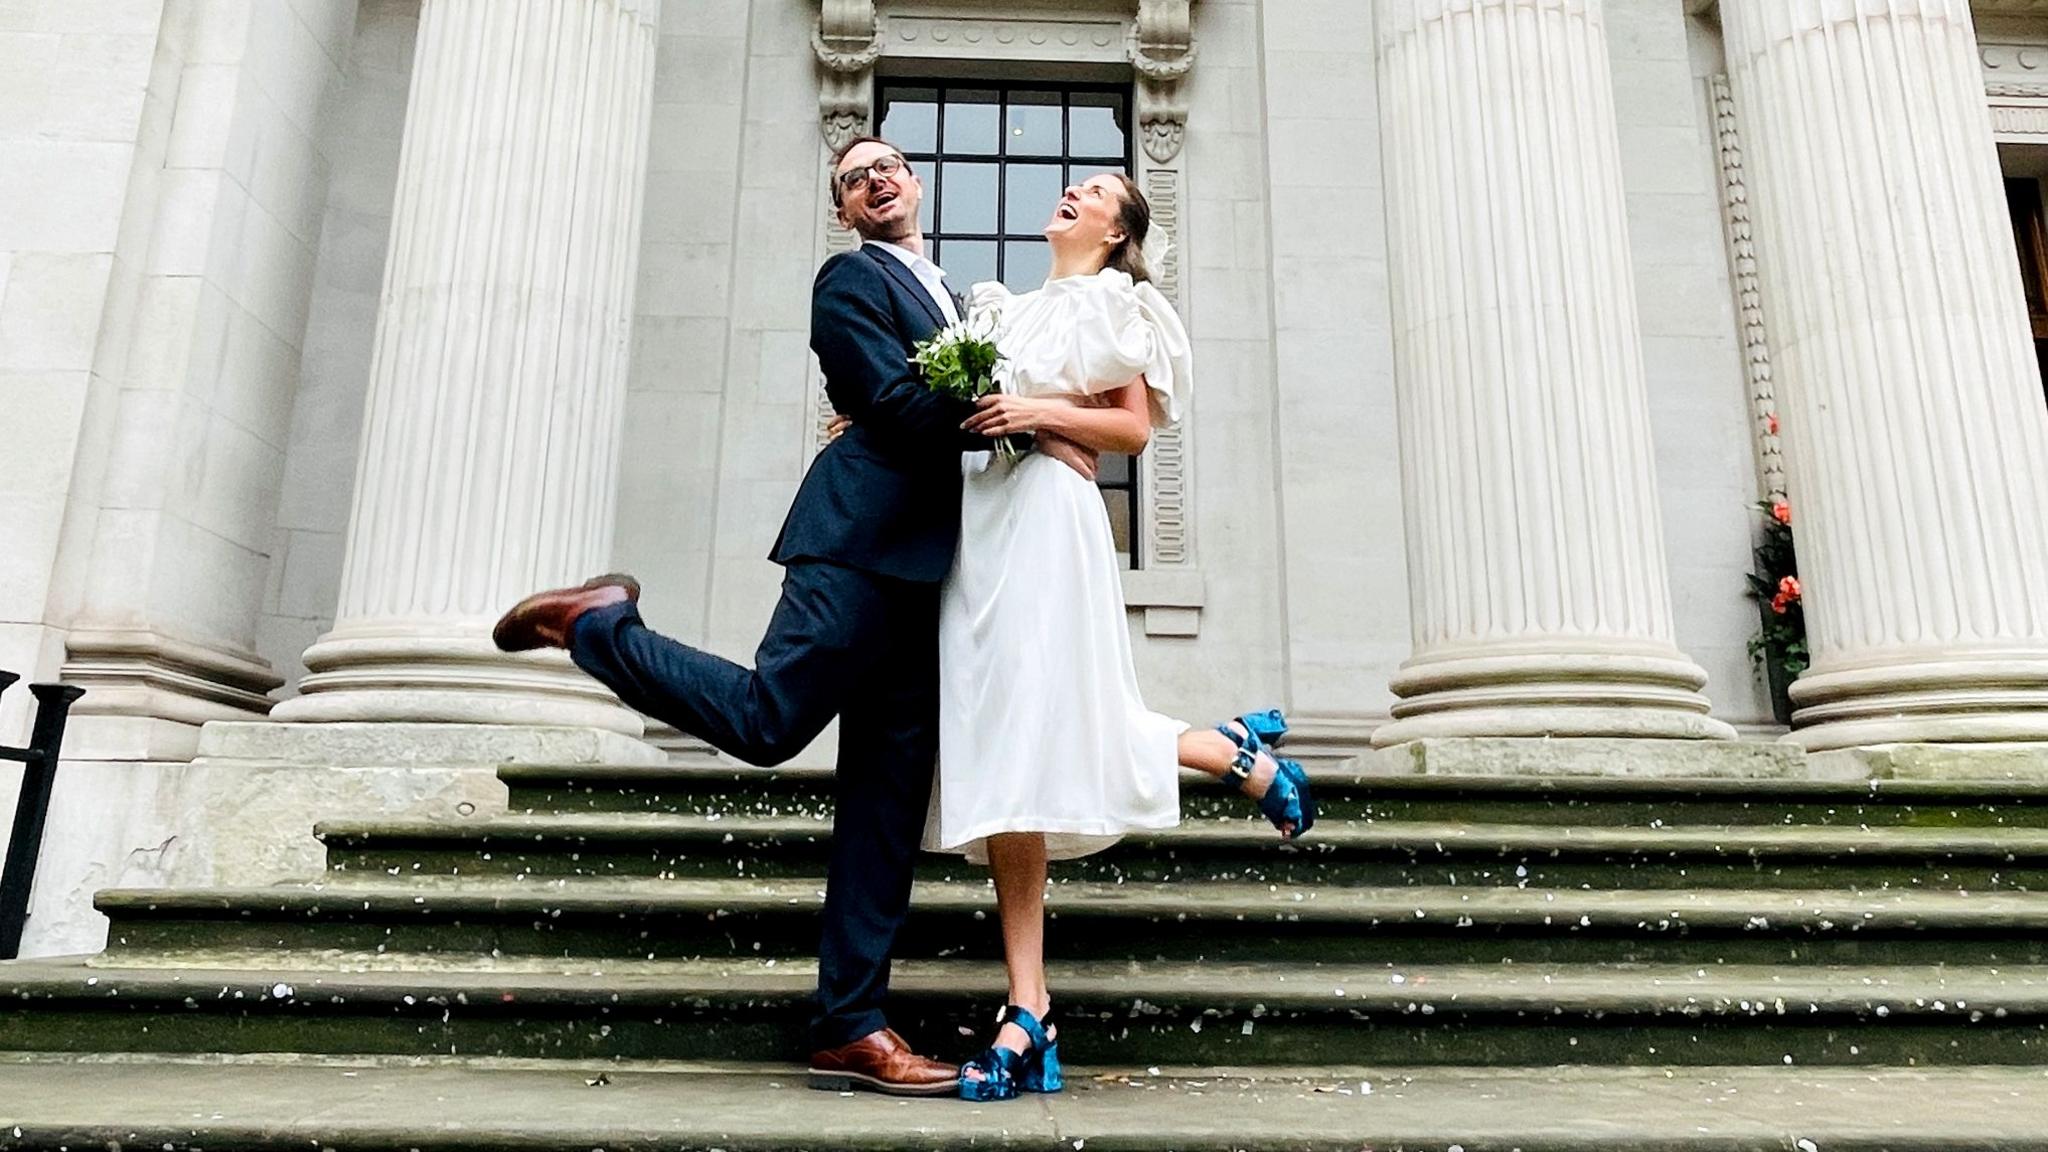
[853, 209, 917, 243]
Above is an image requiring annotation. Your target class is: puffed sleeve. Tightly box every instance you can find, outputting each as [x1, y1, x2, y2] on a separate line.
[967, 280, 1013, 324]
[1077, 272, 1190, 428]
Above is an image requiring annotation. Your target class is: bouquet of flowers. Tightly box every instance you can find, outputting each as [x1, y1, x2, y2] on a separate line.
[910, 314, 1020, 461]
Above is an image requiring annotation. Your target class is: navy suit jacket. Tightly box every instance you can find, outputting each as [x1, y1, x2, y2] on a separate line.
[771, 245, 989, 583]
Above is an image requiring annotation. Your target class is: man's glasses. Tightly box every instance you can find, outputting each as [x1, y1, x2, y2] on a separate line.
[836, 153, 907, 197]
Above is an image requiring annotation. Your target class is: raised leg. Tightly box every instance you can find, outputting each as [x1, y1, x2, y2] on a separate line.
[568, 562, 881, 766]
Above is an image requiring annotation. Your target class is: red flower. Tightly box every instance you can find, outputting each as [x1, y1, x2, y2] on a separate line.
[1771, 501, 1792, 526]
[1770, 576, 1802, 615]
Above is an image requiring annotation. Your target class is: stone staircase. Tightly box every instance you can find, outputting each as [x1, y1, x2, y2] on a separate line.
[6, 758, 2048, 1148]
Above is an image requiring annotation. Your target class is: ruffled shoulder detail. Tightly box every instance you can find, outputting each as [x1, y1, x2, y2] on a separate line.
[981, 269, 1190, 428]
[966, 279, 1014, 321]
[1081, 270, 1190, 428]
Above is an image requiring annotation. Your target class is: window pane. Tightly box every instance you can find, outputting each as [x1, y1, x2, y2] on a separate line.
[940, 162, 998, 233]
[942, 239, 998, 290]
[1004, 163, 1063, 236]
[1071, 93, 1127, 158]
[1103, 488, 1134, 561]
[881, 89, 939, 153]
[1007, 91, 1063, 156]
[944, 90, 1000, 155]
[1002, 240, 1051, 292]
[1098, 452, 1132, 485]
[1069, 163, 1126, 187]
[909, 159, 935, 235]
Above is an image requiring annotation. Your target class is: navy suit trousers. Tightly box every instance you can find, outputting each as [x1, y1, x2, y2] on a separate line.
[568, 560, 941, 1050]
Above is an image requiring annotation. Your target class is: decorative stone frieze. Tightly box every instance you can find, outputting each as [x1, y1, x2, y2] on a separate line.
[1708, 75, 1787, 507]
[890, 15, 1124, 60]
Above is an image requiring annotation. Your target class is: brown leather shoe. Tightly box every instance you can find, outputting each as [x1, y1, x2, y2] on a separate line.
[491, 573, 641, 653]
[807, 1028, 960, 1097]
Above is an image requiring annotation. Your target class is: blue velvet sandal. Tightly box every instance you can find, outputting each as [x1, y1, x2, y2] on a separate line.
[1218, 709, 1315, 840]
[959, 1005, 1061, 1102]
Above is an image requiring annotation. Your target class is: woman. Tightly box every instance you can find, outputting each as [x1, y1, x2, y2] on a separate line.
[926, 174, 1314, 1102]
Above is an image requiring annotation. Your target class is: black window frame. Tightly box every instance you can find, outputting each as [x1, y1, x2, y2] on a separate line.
[879, 80, 1144, 568]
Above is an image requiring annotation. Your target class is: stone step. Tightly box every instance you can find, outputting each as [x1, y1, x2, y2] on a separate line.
[319, 812, 2048, 890]
[498, 762, 2048, 828]
[3, 1060, 2045, 1151]
[6, 956, 2047, 1066]
[92, 879, 2048, 967]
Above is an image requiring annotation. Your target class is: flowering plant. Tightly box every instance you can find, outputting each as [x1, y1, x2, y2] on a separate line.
[1745, 498, 1807, 719]
[910, 314, 1018, 461]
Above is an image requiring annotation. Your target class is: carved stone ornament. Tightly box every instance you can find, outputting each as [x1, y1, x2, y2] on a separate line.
[1130, 0, 1193, 163]
[815, 0, 881, 150]
[1128, 0, 1196, 79]
[1139, 116, 1185, 164]
[815, 0, 882, 70]
[1708, 75, 1787, 506]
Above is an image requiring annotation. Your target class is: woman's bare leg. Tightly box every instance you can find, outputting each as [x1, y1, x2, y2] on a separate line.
[1179, 726, 1276, 795]
[965, 832, 1054, 1080]
[1179, 725, 1293, 836]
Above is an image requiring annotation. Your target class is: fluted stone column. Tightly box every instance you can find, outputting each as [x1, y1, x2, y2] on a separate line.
[1371, 0, 1735, 746]
[1721, 0, 2048, 751]
[269, 0, 661, 735]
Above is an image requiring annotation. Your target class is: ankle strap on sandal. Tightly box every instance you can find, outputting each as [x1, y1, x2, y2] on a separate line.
[997, 1004, 1053, 1052]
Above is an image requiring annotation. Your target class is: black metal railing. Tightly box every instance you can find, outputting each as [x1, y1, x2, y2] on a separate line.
[0, 671, 84, 961]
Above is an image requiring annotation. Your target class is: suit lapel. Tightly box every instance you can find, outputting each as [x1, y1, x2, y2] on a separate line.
[863, 244, 948, 332]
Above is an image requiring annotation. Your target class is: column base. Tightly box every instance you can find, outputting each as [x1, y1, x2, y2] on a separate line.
[270, 631, 642, 735]
[1375, 648, 1738, 747]
[1788, 654, 2048, 750]
[1806, 743, 2048, 782]
[57, 629, 283, 760]
[1365, 736, 1808, 779]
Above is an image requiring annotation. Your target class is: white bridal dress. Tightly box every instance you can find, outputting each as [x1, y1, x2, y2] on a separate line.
[924, 268, 1195, 863]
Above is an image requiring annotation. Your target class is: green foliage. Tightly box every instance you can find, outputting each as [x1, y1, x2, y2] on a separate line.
[1746, 500, 1809, 681]
[910, 320, 1004, 401]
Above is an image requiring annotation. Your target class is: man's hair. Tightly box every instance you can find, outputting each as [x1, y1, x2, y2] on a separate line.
[830, 135, 904, 208]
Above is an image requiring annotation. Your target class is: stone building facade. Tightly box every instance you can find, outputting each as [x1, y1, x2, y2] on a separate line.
[4, 0, 2048, 956]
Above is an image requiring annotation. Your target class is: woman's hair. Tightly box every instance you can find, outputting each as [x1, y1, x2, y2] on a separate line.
[1102, 174, 1154, 284]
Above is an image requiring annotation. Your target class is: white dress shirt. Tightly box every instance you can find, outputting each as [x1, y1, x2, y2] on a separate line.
[864, 239, 961, 326]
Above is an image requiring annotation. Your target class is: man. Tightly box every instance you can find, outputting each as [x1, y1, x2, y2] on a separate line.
[492, 136, 1095, 1095]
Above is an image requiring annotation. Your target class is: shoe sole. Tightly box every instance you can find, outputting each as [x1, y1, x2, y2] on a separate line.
[805, 1069, 960, 1097]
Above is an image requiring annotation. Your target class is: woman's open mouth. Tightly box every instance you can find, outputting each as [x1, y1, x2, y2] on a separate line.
[1054, 204, 1079, 221]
